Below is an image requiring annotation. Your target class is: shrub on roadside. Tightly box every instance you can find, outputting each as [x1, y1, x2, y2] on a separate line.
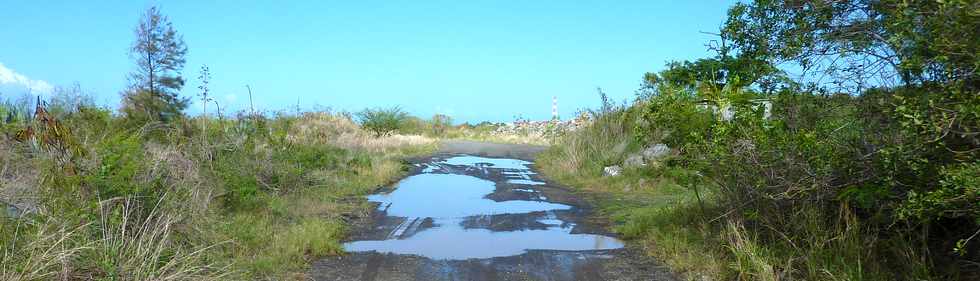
[356, 106, 408, 137]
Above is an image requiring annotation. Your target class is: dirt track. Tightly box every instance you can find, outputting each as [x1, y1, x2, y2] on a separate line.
[309, 140, 676, 281]
[434, 140, 549, 160]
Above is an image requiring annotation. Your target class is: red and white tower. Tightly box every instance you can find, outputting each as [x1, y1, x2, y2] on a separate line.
[552, 96, 559, 121]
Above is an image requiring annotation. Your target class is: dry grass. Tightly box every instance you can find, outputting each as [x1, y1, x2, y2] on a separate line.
[1, 108, 436, 280]
[0, 218, 88, 281]
[543, 109, 639, 175]
[0, 137, 40, 216]
[288, 112, 436, 154]
[725, 221, 780, 281]
[1, 197, 229, 281]
[455, 132, 555, 146]
[142, 143, 217, 217]
[91, 196, 229, 280]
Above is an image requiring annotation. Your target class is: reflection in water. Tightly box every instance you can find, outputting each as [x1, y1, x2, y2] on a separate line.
[440, 155, 533, 170]
[344, 155, 625, 260]
[346, 218, 622, 260]
[368, 173, 570, 218]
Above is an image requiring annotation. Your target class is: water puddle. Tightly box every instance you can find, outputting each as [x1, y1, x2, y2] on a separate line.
[344, 155, 624, 260]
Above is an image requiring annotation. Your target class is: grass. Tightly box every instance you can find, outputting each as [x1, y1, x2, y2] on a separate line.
[209, 143, 418, 279]
[0, 105, 436, 280]
[0, 217, 88, 281]
[444, 127, 556, 146]
[532, 106, 724, 278]
[537, 148, 725, 280]
[535, 107, 932, 281]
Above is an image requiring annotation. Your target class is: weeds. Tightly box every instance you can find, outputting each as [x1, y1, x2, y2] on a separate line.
[88, 196, 229, 280]
[0, 218, 87, 281]
[537, 87, 948, 280]
[0, 98, 433, 280]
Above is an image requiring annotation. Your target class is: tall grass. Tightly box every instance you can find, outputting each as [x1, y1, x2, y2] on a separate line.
[289, 112, 436, 154]
[545, 108, 639, 175]
[90, 196, 229, 280]
[537, 95, 936, 280]
[0, 218, 87, 281]
[0, 97, 435, 280]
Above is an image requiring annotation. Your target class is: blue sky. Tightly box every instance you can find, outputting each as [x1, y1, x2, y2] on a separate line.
[1, 1, 737, 122]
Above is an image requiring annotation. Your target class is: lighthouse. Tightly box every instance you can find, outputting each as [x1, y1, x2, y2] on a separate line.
[552, 96, 559, 121]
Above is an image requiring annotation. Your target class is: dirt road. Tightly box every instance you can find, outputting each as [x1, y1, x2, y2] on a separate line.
[309, 140, 675, 281]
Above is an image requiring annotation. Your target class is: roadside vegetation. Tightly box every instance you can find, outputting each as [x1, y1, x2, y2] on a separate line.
[400, 114, 564, 146]
[2, 1, 975, 280]
[540, 1, 978, 280]
[0, 7, 435, 280]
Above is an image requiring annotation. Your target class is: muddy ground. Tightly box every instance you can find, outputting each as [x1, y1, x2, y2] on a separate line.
[309, 140, 675, 281]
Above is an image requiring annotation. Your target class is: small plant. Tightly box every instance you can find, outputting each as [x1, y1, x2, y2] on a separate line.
[197, 65, 212, 144]
[356, 106, 408, 137]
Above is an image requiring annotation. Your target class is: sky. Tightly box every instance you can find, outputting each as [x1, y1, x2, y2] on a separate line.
[1, 1, 738, 123]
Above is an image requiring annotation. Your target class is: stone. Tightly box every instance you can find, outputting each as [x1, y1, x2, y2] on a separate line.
[623, 154, 646, 168]
[641, 144, 670, 161]
[603, 165, 622, 177]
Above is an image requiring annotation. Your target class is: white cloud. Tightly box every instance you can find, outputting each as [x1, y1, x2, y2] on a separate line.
[0, 62, 54, 94]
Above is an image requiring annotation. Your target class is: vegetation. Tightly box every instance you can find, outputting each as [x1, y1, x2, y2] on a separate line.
[356, 109, 554, 145]
[2, 1, 975, 280]
[540, 0, 978, 280]
[122, 6, 190, 123]
[356, 106, 409, 137]
[0, 94, 435, 280]
[0, 6, 436, 280]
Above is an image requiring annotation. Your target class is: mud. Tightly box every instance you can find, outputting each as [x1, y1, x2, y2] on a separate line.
[310, 140, 676, 281]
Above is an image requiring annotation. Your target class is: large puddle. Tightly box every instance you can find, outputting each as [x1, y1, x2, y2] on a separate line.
[344, 155, 624, 260]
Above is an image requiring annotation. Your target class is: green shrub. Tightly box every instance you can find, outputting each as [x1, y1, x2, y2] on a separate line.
[356, 106, 408, 137]
[213, 148, 263, 210]
[430, 114, 453, 136]
[627, 77, 978, 278]
[85, 133, 151, 199]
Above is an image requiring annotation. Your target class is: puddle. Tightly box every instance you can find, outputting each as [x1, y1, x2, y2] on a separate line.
[440, 155, 533, 170]
[344, 155, 624, 260]
[507, 179, 546, 185]
[345, 218, 623, 259]
[367, 173, 570, 218]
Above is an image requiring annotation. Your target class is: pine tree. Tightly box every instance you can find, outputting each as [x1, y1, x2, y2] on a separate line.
[122, 6, 189, 123]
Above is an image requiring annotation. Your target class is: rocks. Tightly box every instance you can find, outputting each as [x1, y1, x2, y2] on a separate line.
[616, 143, 672, 172]
[491, 114, 592, 138]
[623, 154, 645, 168]
[602, 165, 623, 177]
[641, 144, 670, 160]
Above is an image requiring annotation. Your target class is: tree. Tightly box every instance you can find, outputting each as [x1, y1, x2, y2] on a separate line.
[431, 114, 453, 135]
[356, 107, 408, 137]
[720, 0, 980, 270]
[122, 6, 189, 123]
[721, 0, 978, 91]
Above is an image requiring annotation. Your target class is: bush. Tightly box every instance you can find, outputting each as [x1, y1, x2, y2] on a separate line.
[430, 114, 452, 136]
[356, 106, 408, 137]
[120, 89, 185, 125]
[627, 80, 978, 278]
[84, 133, 149, 199]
